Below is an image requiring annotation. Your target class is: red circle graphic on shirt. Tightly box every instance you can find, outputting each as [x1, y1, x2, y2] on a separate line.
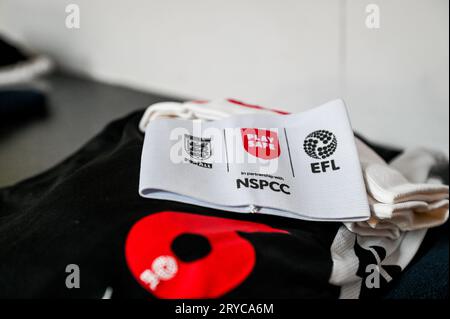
[125, 211, 287, 299]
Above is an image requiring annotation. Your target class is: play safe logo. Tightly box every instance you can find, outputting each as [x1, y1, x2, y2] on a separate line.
[241, 128, 280, 160]
[237, 128, 289, 194]
[303, 130, 340, 174]
[184, 134, 213, 169]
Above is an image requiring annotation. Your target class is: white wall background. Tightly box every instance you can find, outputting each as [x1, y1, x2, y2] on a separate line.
[1, 0, 448, 153]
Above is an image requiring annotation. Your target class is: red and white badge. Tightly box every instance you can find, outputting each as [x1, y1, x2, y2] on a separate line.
[125, 211, 287, 299]
[241, 128, 281, 160]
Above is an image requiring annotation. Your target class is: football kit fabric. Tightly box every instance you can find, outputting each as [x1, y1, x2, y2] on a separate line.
[0, 110, 339, 299]
[0, 100, 448, 299]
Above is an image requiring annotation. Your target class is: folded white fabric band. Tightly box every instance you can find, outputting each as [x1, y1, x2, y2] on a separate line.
[139, 99, 370, 222]
[139, 99, 449, 237]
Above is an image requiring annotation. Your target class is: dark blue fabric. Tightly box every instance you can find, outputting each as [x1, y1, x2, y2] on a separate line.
[0, 89, 47, 123]
[383, 222, 448, 299]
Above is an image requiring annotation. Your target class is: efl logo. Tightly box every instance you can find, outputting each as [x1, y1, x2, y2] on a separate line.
[241, 128, 280, 160]
[303, 130, 340, 174]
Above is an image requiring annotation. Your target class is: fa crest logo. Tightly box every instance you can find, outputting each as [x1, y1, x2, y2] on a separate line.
[184, 134, 213, 169]
[185, 134, 212, 160]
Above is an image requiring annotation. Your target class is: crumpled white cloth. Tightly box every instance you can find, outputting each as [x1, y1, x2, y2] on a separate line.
[0, 55, 53, 87]
[138, 99, 278, 133]
[346, 139, 448, 239]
